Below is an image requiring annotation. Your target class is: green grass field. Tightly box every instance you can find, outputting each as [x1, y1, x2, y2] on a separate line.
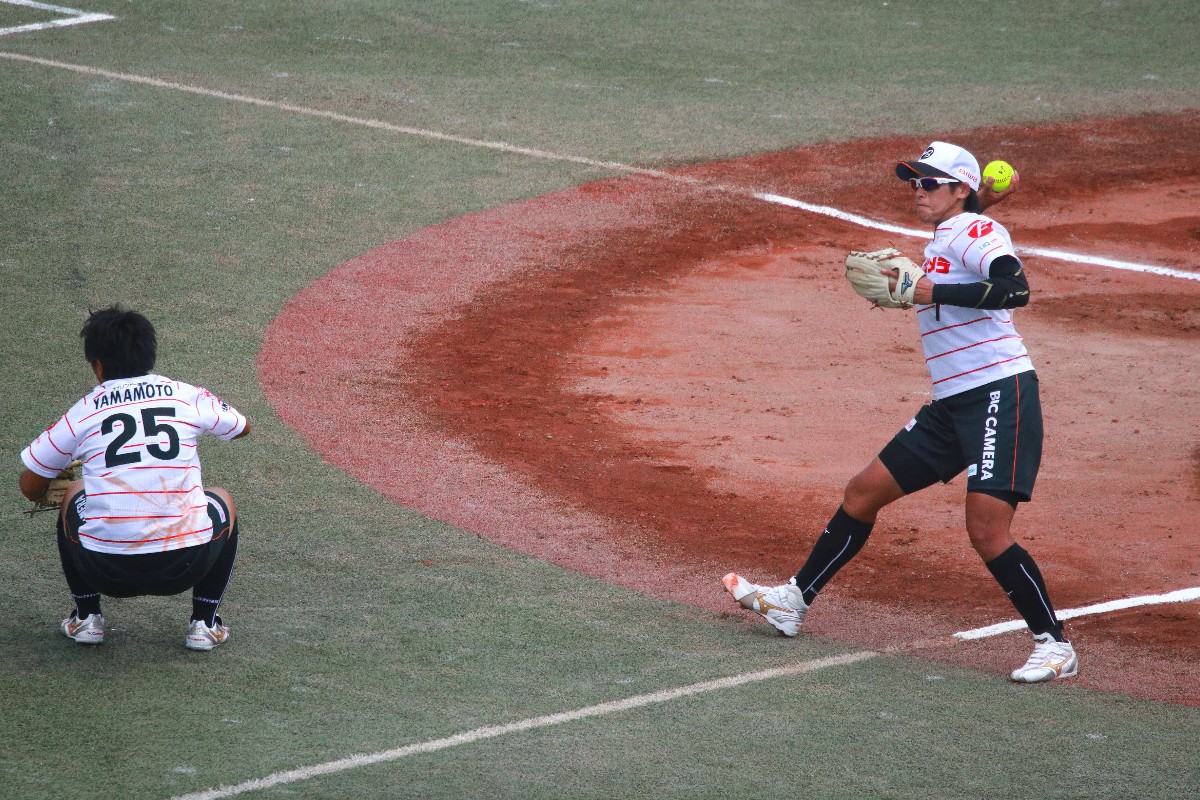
[2, 2, 1198, 798]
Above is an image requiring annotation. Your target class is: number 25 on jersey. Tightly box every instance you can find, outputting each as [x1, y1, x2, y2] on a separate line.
[102, 407, 181, 467]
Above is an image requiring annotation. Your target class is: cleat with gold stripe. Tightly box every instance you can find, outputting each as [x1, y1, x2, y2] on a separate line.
[61, 612, 105, 645]
[1011, 632, 1078, 683]
[722, 573, 808, 637]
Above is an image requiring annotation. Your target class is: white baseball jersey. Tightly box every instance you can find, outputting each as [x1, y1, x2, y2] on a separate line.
[916, 212, 1033, 400]
[21, 374, 247, 555]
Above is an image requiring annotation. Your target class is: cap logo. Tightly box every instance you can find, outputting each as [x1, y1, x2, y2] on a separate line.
[922, 146, 935, 159]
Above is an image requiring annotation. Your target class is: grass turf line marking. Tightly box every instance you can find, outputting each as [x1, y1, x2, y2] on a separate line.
[0, 52, 681, 180]
[756, 192, 1200, 282]
[954, 586, 1200, 640]
[1, 53, 1197, 285]
[167, 650, 877, 800]
[0, 0, 114, 37]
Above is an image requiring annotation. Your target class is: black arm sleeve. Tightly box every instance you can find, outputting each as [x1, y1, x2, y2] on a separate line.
[930, 255, 1029, 309]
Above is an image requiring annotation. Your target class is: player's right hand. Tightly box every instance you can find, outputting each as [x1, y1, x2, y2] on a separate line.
[979, 170, 1020, 210]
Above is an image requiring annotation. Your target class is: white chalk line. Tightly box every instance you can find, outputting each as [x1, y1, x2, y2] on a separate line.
[3, 0, 100, 12]
[0, 51, 680, 179]
[1, 51, 1197, 283]
[167, 649, 878, 800]
[169, 580, 1200, 798]
[166, 580, 1200, 798]
[756, 192, 1200, 282]
[0, 0, 114, 37]
[955, 585, 1200, 640]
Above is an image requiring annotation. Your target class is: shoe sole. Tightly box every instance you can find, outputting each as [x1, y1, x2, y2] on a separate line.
[186, 635, 227, 651]
[186, 629, 229, 651]
[762, 610, 802, 638]
[64, 634, 104, 645]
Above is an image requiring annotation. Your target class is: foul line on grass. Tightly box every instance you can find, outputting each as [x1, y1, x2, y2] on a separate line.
[0, 0, 114, 37]
[167, 582, 1200, 798]
[1, 51, 1198, 284]
[167, 649, 878, 800]
[0, 52, 682, 180]
[954, 585, 1200, 640]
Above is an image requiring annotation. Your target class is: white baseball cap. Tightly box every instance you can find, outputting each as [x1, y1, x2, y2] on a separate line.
[896, 141, 981, 191]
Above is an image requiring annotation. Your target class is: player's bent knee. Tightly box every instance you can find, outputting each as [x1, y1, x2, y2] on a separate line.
[965, 494, 1017, 559]
[967, 528, 1016, 561]
[842, 459, 904, 519]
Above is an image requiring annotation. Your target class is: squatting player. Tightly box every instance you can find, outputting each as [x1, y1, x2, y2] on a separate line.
[722, 142, 1078, 683]
[19, 306, 249, 650]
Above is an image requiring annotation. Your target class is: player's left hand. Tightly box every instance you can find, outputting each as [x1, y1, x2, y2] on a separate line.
[882, 267, 934, 304]
[845, 248, 926, 308]
[979, 169, 1020, 210]
[26, 460, 82, 514]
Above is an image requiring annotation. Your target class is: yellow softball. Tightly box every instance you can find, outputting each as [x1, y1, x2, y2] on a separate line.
[983, 160, 1014, 192]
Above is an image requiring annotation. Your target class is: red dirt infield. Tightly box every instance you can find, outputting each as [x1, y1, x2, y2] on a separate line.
[260, 113, 1200, 705]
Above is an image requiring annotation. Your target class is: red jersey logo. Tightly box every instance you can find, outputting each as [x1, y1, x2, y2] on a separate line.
[967, 220, 994, 238]
[925, 256, 952, 274]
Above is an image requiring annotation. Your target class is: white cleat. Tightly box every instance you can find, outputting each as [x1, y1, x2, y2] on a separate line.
[186, 615, 230, 651]
[1011, 632, 1079, 683]
[722, 573, 808, 637]
[61, 612, 105, 645]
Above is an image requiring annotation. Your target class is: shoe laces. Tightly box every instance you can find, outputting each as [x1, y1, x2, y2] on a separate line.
[763, 585, 795, 610]
[1024, 637, 1065, 667]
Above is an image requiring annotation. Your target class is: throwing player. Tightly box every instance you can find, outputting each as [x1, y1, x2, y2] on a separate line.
[723, 142, 1078, 683]
[19, 306, 249, 650]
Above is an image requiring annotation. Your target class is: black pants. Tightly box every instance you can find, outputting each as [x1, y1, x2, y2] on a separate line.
[882, 371, 1042, 501]
[58, 490, 238, 600]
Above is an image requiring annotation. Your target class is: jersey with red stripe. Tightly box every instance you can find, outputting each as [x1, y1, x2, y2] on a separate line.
[916, 212, 1033, 399]
[20, 374, 247, 554]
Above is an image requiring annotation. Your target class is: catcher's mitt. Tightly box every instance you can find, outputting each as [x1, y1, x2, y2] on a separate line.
[844, 248, 926, 308]
[29, 460, 82, 513]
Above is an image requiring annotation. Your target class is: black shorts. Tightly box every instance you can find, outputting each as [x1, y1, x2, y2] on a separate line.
[62, 490, 235, 598]
[879, 371, 1043, 502]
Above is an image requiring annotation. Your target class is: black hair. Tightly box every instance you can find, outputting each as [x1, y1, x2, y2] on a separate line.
[964, 189, 982, 214]
[80, 306, 157, 379]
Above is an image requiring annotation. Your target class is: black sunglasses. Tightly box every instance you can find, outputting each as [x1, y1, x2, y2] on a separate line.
[909, 177, 960, 191]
